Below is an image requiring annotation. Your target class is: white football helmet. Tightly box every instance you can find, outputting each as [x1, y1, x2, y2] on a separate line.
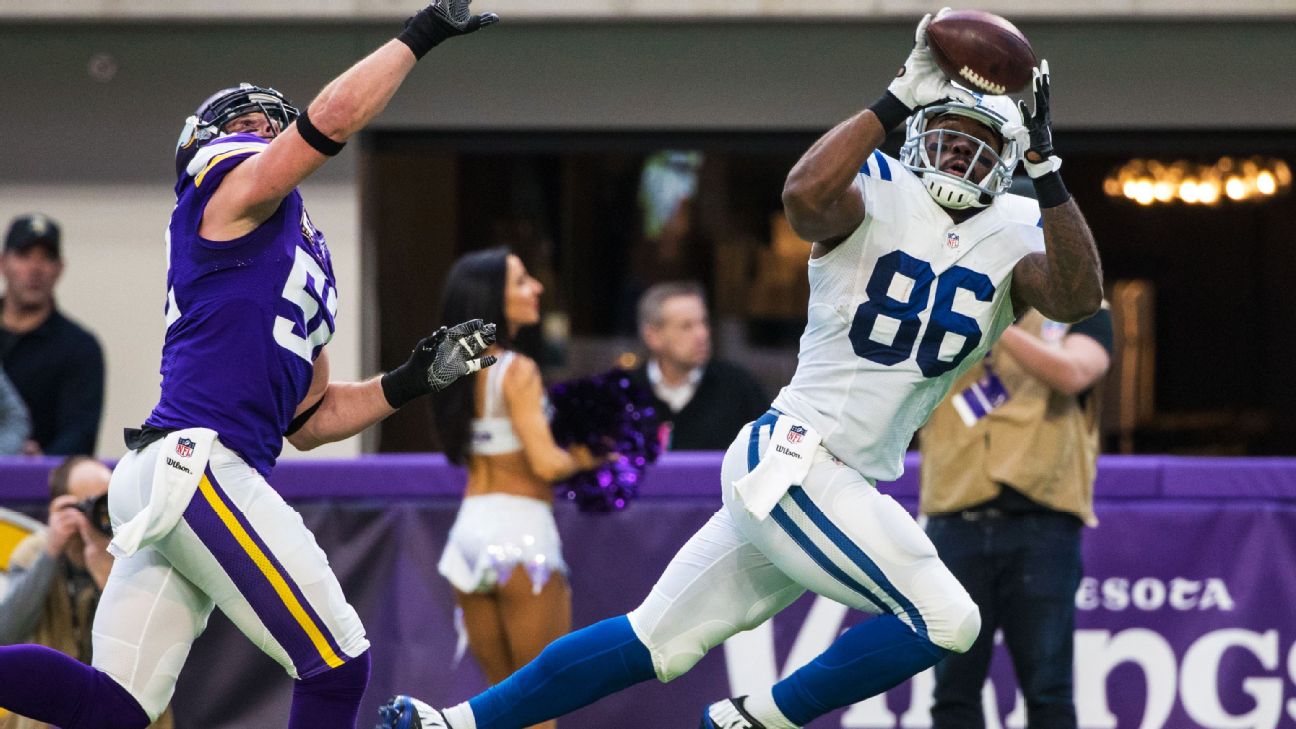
[899, 88, 1023, 210]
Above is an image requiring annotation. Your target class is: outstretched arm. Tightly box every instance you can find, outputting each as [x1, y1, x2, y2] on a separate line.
[203, 1, 498, 240]
[1007, 61, 1103, 322]
[284, 350, 390, 451]
[996, 324, 1110, 396]
[288, 320, 497, 450]
[783, 9, 972, 250]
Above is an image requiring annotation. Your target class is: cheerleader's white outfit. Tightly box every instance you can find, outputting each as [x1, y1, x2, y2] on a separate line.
[438, 352, 568, 595]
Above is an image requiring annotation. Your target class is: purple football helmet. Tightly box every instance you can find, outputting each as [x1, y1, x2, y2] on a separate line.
[174, 83, 299, 177]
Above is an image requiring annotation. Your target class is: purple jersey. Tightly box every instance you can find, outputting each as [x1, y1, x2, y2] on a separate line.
[146, 133, 338, 476]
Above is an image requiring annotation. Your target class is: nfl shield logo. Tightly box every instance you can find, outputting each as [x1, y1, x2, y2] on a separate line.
[946, 232, 960, 250]
[175, 438, 196, 458]
[787, 425, 807, 444]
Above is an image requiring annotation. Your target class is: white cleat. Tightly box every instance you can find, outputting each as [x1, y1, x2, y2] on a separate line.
[700, 697, 770, 729]
[376, 695, 450, 729]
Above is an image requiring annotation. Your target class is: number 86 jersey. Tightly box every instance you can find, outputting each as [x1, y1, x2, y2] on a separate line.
[146, 133, 338, 478]
[771, 151, 1043, 482]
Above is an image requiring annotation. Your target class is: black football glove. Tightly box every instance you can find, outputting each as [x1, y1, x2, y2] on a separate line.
[381, 319, 498, 408]
[1010, 60, 1063, 178]
[398, 0, 500, 60]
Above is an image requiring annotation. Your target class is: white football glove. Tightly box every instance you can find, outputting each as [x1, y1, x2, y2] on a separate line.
[887, 8, 975, 111]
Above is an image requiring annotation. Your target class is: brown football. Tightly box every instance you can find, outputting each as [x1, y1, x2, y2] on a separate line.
[926, 10, 1036, 95]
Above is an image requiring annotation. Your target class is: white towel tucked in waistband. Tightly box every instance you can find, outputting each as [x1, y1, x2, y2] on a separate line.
[732, 415, 822, 521]
[109, 427, 217, 558]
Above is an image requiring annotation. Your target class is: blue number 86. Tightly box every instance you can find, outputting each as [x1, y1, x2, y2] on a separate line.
[847, 250, 996, 377]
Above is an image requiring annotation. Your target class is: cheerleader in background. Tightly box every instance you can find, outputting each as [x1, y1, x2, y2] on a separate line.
[432, 247, 607, 729]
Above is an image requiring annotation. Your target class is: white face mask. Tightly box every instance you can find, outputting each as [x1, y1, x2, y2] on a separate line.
[909, 126, 1013, 209]
[899, 95, 1022, 209]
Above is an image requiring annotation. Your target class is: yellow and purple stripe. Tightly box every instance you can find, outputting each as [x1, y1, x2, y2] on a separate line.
[184, 466, 347, 678]
[193, 147, 260, 188]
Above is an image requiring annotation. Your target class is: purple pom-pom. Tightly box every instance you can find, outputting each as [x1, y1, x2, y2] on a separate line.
[548, 369, 662, 513]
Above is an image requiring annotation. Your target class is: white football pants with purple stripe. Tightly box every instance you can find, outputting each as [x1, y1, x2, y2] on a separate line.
[628, 410, 979, 682]
[92, 436, 369, 719]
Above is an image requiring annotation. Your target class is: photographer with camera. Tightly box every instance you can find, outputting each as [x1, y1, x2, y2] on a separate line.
[0, 457, 171, 729]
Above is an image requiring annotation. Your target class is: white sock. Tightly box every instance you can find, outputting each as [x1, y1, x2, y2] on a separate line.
[743, 690, 799, 729]
[443, 701, 477, 729]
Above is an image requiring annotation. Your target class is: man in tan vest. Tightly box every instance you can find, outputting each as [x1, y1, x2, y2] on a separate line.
[0, 458, 172, 729]
[920, 305, 1111, 729]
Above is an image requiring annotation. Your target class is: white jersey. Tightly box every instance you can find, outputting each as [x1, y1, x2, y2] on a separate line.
[772, 151, 1044, 481]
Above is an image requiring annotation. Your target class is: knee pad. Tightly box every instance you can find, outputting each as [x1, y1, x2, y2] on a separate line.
[909, 560, 981, 653]
[628, 609, 733, 683]
[95, 640, 191, 722]
[940, 595, 982, 654]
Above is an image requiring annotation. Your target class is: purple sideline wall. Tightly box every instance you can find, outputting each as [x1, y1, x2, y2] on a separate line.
[3, 453, 1296, 729]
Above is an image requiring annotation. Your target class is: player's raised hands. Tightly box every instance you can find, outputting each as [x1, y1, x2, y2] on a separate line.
[398, 0, 500, 60]
[1006, 60, 1063, 178]
[886, 8, 975, 112]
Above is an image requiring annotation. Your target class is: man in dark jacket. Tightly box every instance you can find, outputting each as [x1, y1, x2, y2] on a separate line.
[630, 281, 767, 450]
[0, 214, 104, 456]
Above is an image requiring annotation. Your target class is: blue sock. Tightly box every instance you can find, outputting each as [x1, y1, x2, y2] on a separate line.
[0, 644, 150, 729]
[771, 615, 948, 725]
[468, 615, 656, 729]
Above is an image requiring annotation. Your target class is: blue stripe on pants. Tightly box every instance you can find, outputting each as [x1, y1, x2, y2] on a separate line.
[746, 410, 781, 470]
[769, 505, 888, 615]
[786, 486, 929, 639]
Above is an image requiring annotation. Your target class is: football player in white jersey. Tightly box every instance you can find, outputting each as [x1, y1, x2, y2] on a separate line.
[379, 9, 1103, 729]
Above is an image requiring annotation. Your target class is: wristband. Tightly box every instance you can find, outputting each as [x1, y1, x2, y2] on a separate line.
[294, 110, 346, 157]
[1032, 171, 1071, 209]
[868, 91, 912, 133]
[380, 368, 427, 409]
[397, 10, 452, 60]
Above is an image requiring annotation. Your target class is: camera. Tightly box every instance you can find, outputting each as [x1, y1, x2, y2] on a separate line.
[67, 494, 113, 537]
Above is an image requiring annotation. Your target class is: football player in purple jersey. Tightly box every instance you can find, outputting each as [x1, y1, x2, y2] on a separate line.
[0, 3, 498, 729]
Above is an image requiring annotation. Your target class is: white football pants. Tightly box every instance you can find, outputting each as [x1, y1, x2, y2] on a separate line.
[628, 411, 979, 682]
[92, 436, 369, 719]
